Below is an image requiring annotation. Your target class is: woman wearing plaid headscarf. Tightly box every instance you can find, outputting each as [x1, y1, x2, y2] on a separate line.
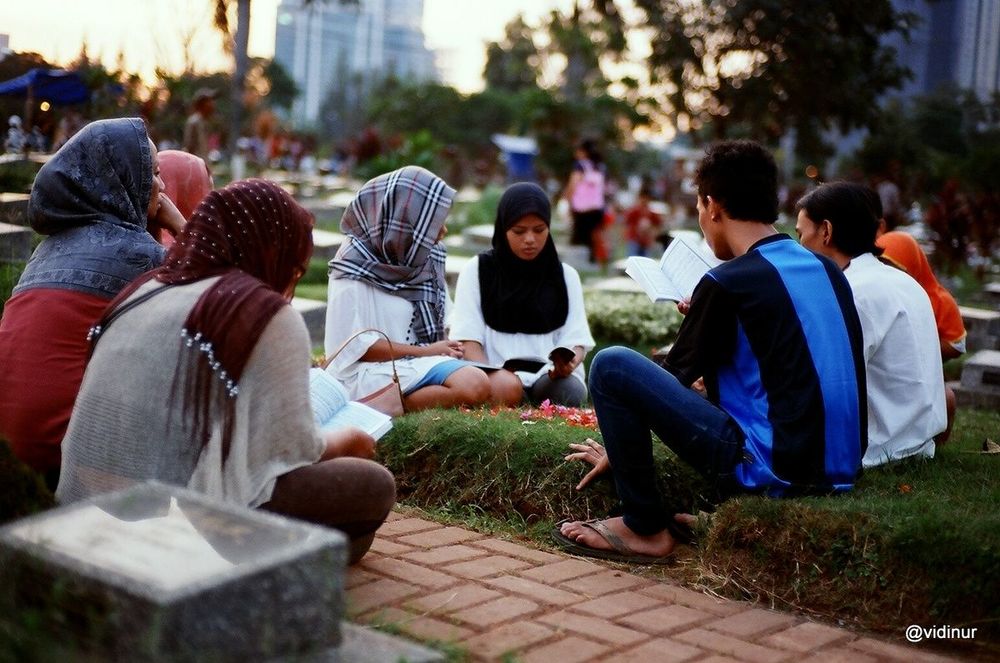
[325, 166, 497, 411]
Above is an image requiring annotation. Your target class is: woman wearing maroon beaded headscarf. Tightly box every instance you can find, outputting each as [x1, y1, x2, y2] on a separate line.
[57, 179, 396, 564]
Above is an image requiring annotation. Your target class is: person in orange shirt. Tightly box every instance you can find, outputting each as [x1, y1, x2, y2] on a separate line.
[872, 197, 964, 442]
[876, 231, 967, 360]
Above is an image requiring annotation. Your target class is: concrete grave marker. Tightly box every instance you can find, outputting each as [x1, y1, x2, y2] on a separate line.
[0, 192, 30, 227]
[0, 481, 346, 662]
[959, 306, 1000, 352]
[312, 228, 345, 261]
[954, 349, 1000, 410]
[984, 282, 1000, 311]
[292, 296, 328, 347]
[0, 221, 33, 263]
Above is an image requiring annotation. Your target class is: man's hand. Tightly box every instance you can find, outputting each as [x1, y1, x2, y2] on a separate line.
[676, 298, 692, 316]
[564, 438, 610, 490]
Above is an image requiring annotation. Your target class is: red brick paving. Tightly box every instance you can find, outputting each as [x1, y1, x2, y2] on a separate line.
[348, 512, 965, 661]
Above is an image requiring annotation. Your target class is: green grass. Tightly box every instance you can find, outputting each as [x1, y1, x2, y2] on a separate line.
[292, 257, 332, 302]
[1, 262, 26, 316]
[701, 409, 1000, 640]
[379, 408, 712, 526]
[0, 441, 54, 526]
[378, 407, 1000, 651]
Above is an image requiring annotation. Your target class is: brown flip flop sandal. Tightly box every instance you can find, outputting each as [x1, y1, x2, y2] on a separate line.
[551, 519, 673, 565]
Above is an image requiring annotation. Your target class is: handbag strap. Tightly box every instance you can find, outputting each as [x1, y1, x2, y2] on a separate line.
[323, 328, 402, 393]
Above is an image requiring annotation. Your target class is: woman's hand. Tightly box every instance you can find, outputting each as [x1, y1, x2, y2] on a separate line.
[676, 298, 692, 316]
[321, 427, 376, 460]
[564, 438, 610, 490]
[549, 354, 575, 379]
[422, 340, 464, 359]
[549, 345, 584, 380]
[152, 193, 187, 236]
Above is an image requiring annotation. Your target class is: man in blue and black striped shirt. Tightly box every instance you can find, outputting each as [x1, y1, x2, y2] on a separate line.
[557, 141, 866, 563]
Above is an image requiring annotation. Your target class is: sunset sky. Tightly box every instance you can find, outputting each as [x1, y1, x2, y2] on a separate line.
[0, 0, 577, 93]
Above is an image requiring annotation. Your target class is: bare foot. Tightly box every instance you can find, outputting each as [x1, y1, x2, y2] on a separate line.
[560, 516, 675, 557]
[674, 512, 698, 527]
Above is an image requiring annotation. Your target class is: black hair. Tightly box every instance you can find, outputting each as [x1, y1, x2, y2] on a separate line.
[795, 181, 881, 258]
[695, 140, 778, 223]
[861, 185, 883, 220]
[578, 138, 603, 164]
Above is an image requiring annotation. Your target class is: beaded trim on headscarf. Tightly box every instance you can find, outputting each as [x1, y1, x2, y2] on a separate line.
[91, 178, 313, 463]
[180, 329, 239, 397]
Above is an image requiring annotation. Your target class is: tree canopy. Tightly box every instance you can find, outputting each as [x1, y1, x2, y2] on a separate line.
[631, 0, 916, 160]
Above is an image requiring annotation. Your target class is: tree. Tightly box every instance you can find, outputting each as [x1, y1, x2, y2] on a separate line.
[479, 4, 648, 181]
[545, 1, 626, 102]
[853, 87, 1000, 271]
[213, 0, 251, 156]
[630, 0, 916, 160]
[212, 0, 354, 155]
[253, 59, 299, 111]
[484, 16, 542, 93]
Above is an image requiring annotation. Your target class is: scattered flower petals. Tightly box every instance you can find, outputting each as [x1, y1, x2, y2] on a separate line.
[461, 402, 600, 430]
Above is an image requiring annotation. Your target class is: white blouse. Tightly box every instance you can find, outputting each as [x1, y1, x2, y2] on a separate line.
[845, 253, 946, 467]
[324, 278, 453, 399]
[449, 258, 595, 383]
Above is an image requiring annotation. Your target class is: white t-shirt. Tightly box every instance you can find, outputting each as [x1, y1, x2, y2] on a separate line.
[845, 253, 946, 467]
[324, 278, 453, 399]
[449, 258, 595, 384]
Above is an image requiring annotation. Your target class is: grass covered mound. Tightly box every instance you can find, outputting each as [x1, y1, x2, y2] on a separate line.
[380, 407, 1000, 647]
[702, 408, 1000, 643]
[379, 407, 712, 527]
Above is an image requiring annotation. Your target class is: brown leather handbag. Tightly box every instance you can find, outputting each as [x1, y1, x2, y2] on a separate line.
[323, 329, 406, 417]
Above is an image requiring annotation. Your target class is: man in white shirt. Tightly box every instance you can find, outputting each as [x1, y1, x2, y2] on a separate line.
[795, 181, 946, 466]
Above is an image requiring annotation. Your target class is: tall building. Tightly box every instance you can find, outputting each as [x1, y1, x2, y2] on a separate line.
[274, 0, 439, 128]
[888, 0, 1000, 101]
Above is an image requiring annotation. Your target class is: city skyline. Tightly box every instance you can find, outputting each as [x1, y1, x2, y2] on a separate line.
[0, 0, 575, 93]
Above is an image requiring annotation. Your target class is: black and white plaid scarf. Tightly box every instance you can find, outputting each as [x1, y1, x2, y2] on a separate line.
[329, 166, 456, 345]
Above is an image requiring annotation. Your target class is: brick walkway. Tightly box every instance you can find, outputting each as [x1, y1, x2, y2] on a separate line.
[347, 512, 962, 662]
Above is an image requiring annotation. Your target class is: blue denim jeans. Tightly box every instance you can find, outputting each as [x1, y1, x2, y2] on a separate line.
[588, 346, 746, 535]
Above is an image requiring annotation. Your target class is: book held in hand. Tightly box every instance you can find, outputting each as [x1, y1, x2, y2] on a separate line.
[309, 368, 393, 440]
[625, 236, 715, 303]
[469, 346, 577, 388]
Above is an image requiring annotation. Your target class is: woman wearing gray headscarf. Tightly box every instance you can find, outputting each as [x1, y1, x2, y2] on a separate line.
[323, 165, 499, 411]
[0, 118, 185, 483]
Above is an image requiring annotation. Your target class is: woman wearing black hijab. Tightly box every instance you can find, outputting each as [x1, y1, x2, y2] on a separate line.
[450, 183, 595, 406]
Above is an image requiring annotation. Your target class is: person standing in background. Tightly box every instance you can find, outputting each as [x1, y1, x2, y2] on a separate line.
[623, 187, 664, 257]
[563, 139, 607, 264]
[183, 88, 217, 161]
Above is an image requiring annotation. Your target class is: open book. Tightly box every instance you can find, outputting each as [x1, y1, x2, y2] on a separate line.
[625, 236, 715, 303]
[471, 347, 576, 388]
[308, 368, 393, 440]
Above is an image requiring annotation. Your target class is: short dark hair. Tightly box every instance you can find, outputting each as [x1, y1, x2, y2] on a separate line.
[795, 181, 881, 258]
[695, 140, 778, 223]
[579, 138, 603, 164]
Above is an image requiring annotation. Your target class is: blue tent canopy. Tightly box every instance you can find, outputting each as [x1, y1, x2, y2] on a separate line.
[0, 68, 89, 105]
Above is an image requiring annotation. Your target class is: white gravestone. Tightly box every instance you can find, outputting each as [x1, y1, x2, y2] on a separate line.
[0, 481, 346, 662]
